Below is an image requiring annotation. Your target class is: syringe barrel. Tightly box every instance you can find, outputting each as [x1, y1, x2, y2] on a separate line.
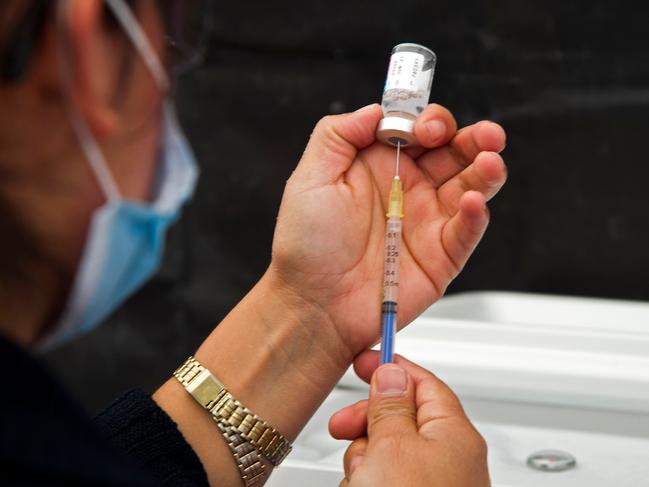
[381, 216, 402, 364]
[382, 217, 402, 303]
[380, 303, 397, 364]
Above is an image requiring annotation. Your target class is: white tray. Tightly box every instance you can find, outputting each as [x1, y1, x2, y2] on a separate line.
[267, 292, 649, 487]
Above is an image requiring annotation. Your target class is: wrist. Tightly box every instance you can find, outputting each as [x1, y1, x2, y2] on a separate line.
[154, 269, 356, 486]
[193, 266, 353, 441]
[259, 264, 356, 369]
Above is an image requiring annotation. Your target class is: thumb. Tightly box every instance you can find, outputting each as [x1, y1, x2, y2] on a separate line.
[295, 104, 383, 187]
[367, 364, 417, 441]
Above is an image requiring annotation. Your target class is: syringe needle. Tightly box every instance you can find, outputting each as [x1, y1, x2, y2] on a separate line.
[395, 140, 401, 178]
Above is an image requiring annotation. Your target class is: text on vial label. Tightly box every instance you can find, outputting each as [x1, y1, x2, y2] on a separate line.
[384, 52, 429, 93]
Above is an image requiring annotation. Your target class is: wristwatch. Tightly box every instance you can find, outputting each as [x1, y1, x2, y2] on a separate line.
[173, 357, 292, 473]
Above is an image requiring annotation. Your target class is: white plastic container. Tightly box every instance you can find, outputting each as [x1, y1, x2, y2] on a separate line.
[267, 292, 649, 487]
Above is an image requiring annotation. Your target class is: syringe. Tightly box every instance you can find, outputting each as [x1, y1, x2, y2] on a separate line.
[380, 141, 404, 364]
[376, 43, 435, 363]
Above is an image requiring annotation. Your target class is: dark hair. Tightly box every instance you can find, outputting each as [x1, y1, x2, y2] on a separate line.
[0, 0, 50, 82]
[0, 0, 138, 83]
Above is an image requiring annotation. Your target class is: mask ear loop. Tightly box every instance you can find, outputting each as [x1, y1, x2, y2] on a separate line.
[104, 0, 169, 92]
[56, 0, 170, 203]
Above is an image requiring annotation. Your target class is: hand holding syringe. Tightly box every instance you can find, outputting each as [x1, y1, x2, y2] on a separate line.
[264, 50, 504, 369]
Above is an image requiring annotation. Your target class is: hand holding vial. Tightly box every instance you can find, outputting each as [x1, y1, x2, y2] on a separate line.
[270, 97, 507, 363]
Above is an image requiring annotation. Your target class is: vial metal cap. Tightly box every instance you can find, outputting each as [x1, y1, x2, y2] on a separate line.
[376, 116, 418, 147]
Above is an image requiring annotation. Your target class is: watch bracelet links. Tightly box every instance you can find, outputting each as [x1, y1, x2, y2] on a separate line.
[213, 416, 266, 486]
[173, 356, 293, 467]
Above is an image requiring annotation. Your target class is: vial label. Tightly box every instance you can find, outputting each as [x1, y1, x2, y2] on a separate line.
[384, 52, 429, 94]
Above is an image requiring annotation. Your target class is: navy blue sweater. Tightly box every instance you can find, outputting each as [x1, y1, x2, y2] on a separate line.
[0, 337, 209, 486]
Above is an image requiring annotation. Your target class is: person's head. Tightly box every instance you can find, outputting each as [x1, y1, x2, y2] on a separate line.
[0, 0, 206, 346]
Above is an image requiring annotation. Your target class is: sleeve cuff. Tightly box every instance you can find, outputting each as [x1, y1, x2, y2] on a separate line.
[94, 389, 209, 487]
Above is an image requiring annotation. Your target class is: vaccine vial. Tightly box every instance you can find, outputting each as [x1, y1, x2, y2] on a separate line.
[376, 43, 436, 147]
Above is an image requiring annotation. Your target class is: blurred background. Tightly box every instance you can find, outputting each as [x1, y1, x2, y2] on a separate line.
[46, 0, 649, 412]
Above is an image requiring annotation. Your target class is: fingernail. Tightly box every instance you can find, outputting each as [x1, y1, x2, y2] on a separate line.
[350, 455, 364, 475]
[425, 119, 446, 142]
[355, 103, 378, 112]
[376, 365, 407, 396]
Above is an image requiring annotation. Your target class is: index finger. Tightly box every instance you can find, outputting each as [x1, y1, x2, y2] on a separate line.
[415, 120, 507, 188]
[403, 103, 458, 158]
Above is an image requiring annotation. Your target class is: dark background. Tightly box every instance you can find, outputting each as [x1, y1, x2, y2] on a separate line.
[46, 0, 649, 413]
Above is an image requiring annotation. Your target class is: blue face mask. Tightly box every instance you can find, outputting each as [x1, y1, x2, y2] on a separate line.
[39, 0, 198, 349]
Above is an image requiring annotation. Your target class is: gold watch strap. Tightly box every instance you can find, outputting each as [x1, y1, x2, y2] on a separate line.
[173, 356, 292, 467]
[213, 417, 266, 486]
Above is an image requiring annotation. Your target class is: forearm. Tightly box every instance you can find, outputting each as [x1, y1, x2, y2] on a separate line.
[153, 267, 353, 486]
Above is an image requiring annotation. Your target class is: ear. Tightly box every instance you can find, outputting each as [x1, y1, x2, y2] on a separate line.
[61, 0, 123, 138]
